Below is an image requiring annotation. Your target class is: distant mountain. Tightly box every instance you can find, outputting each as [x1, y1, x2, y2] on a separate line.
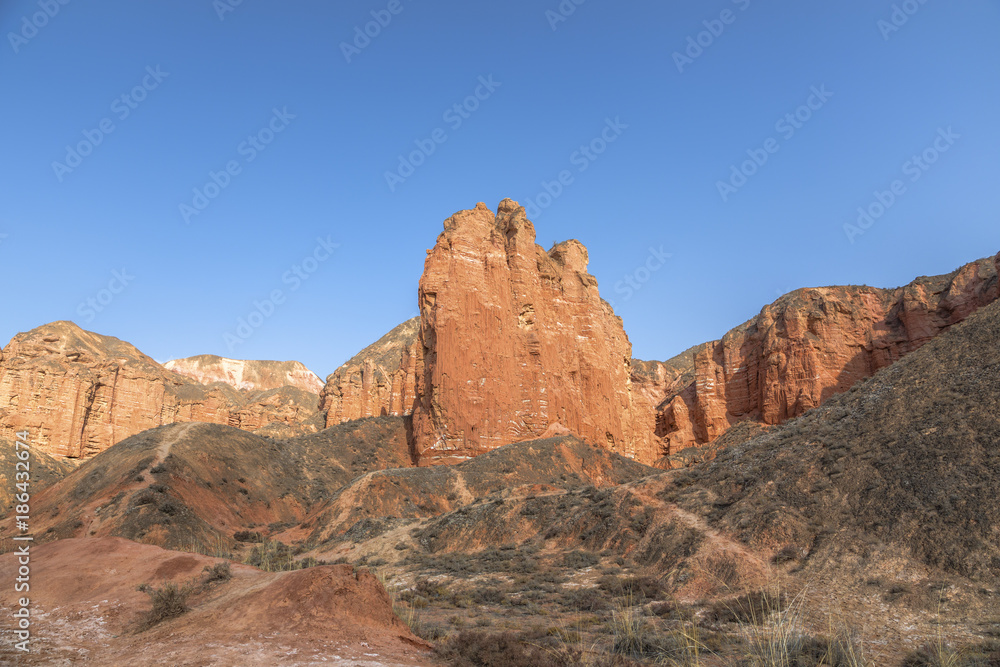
[164, 354, 323, 394]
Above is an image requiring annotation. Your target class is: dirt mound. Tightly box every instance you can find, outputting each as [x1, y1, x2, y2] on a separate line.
[0, 537, 431, 665]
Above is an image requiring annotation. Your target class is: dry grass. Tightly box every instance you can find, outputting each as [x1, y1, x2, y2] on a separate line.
[735, 589, 868, 667]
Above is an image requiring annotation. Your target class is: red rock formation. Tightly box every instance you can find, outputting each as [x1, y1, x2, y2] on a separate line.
[0, 322, 320, 460]
[320, 318, 420, 427]
[164, 355, 323, 394]
[410, 199, 655, 464]
[651, 253, 1000, 456]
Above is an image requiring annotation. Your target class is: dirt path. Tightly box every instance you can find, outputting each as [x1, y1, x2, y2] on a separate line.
[627, 481, 769, 569]
[154, 421, 197, 465]
[83, 422, 198, 536]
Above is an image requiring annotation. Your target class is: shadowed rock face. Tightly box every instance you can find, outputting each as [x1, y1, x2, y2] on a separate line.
[164, 355, 323, 394]
[640, 252, 1000, 458]
[319, 318, 420, 427]
[0, 322, 321, 460]
[410, 199, 656, 465]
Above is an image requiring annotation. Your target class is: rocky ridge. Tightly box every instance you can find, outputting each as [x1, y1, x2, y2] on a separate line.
[643, 252, 1000, 458]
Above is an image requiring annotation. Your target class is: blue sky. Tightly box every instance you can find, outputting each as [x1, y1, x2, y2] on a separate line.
[2, 0, 998, 378]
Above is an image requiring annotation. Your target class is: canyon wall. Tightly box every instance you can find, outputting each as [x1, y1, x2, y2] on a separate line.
[319, 318, 420, 427]
[649, 253, 1000, 457]
[0, 322, 320, 460]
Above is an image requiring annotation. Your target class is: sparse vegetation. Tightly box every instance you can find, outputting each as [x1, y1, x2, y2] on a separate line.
[244, 540, 319, 572]
[436, 628, 581, 667]
[202, 561, 232, 584]
[135, 582, 191, 631]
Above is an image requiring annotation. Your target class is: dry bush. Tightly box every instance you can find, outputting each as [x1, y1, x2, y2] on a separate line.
[202, 561, 232, 584]
[135, 582, 191, 631]
[435, 628, 580, 666]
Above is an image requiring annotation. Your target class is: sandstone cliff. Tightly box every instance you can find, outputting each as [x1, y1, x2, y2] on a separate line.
[645, 252, 1000, 459]
[0, 322, 320, 460]
[410, 199, 655, 464]
[164, 355, 323, 394]
[319, 318, 420, 427]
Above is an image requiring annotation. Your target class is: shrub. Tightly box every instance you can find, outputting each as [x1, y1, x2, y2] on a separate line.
[202, 561, 232, 584]
[561, 586, 609, 612]
[611, 604, 651, 657]
[436, 628, 579, 667]
[598, 574, 664, 601]
[771, 544, 800, 564]
[245, 540, 297, 572]
[705, 590, 787, 625]
[136, 583, 190, 631]
[562, 550, 600, 570]
[903, 639, 1000, 667]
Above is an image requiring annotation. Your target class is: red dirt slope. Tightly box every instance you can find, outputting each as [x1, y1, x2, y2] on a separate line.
[0, 537, 431, 666]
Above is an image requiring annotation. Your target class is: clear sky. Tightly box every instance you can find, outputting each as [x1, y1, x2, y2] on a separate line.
[2, 0, 998, 378]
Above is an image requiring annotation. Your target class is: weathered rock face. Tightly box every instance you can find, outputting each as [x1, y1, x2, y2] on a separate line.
[410, 199, 655, 464]
[650, 253, 1000, 457]
[164, 355, 323, 394]
[0, 322, 320, 460]
[319, 318, 420, 427]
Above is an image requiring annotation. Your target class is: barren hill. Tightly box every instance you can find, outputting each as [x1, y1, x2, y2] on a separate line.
[0, 438, 70, 512]
[21, 417, 413, 551]
[299, 435, 658, 547]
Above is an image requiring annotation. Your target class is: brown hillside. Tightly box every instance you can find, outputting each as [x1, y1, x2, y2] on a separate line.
[11, 417, 412, 551]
